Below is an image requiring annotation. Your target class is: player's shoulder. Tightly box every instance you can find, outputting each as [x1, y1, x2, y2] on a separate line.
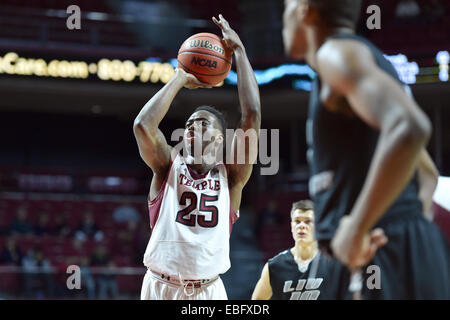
[317, 37, 375, 76]
[268, 249, 292, 265]
[318, 36, 373, 60]
[317, 38, 377, 92]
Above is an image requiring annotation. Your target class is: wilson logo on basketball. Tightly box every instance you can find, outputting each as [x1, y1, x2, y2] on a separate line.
[189, 40, 225, 55]
[191, 56, 217, 69]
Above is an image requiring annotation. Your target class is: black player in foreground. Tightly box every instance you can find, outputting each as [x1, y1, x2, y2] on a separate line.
[252, 200, 348, 300]
[282, 0, 449, 299]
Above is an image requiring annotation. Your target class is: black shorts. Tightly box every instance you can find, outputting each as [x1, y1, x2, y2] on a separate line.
[323, 211, 450, 299]
[361, 211, 450, 299]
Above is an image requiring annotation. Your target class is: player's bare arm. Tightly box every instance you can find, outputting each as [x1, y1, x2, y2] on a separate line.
[251, 263, 272, 300]
[133, 68, 212, 200]
[402, 89, 439, 219]
[213, 14, 261, 212]
[317, 39, 431, 268]
[417, 149, 439, 220]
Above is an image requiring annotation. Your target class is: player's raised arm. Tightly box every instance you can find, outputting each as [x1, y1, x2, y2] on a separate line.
[251, 263, 273, 300]
[213, 14, 261, 211]
[133, 68, 211, 198]
[317, 39, 431, 267]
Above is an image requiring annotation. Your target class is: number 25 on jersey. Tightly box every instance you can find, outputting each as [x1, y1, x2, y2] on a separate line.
[176, 191, 219, 228]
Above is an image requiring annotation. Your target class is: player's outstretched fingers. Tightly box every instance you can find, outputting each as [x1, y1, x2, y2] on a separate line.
[218, 14, 230, 27]
[361, 228, 388, 266]
[370, 228, 388, 247]
[212, 15, 233, 51]
[212, 16, 220, 28]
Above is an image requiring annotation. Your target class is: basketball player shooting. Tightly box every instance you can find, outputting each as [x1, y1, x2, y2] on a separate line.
[282, 0, 450, 299]
[134, 14, 261, 300]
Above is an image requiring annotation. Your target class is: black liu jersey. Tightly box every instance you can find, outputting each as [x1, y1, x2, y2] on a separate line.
[306, 33, 423, 251]
[268, 250, 349, 300]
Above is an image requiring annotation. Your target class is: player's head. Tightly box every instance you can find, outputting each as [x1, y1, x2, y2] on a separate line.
[282, 0, 362, 59]
[290, 199, 315, 246]
[184, 105, 226, 161]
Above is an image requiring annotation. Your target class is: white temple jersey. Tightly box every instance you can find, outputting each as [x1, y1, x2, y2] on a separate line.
[143, 154, 239, 279]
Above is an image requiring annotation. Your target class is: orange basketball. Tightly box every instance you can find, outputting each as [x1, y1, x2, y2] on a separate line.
[177, 33, 233, 86]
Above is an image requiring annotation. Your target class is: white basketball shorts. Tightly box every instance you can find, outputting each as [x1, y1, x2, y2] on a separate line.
[140, 269, 228, 300]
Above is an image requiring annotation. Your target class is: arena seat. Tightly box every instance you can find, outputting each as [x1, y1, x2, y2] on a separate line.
[0, 269, 21, 295]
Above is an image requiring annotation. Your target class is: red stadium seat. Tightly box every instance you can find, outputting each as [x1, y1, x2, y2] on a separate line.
[0, 269, 21, 295]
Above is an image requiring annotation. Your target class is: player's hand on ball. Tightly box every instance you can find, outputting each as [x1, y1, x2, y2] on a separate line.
[331, 215, 388, 269]
[175, 68, 213, 90]
[212, 14, 244, 52]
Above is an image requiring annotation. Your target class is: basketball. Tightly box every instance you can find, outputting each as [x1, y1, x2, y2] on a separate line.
[177, 33, 233, 86]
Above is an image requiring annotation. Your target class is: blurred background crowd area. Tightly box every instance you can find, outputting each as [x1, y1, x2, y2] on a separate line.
[0, 0, 449, 59]
[0, 194, 148, 299]
[0, 0, 449, 299]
